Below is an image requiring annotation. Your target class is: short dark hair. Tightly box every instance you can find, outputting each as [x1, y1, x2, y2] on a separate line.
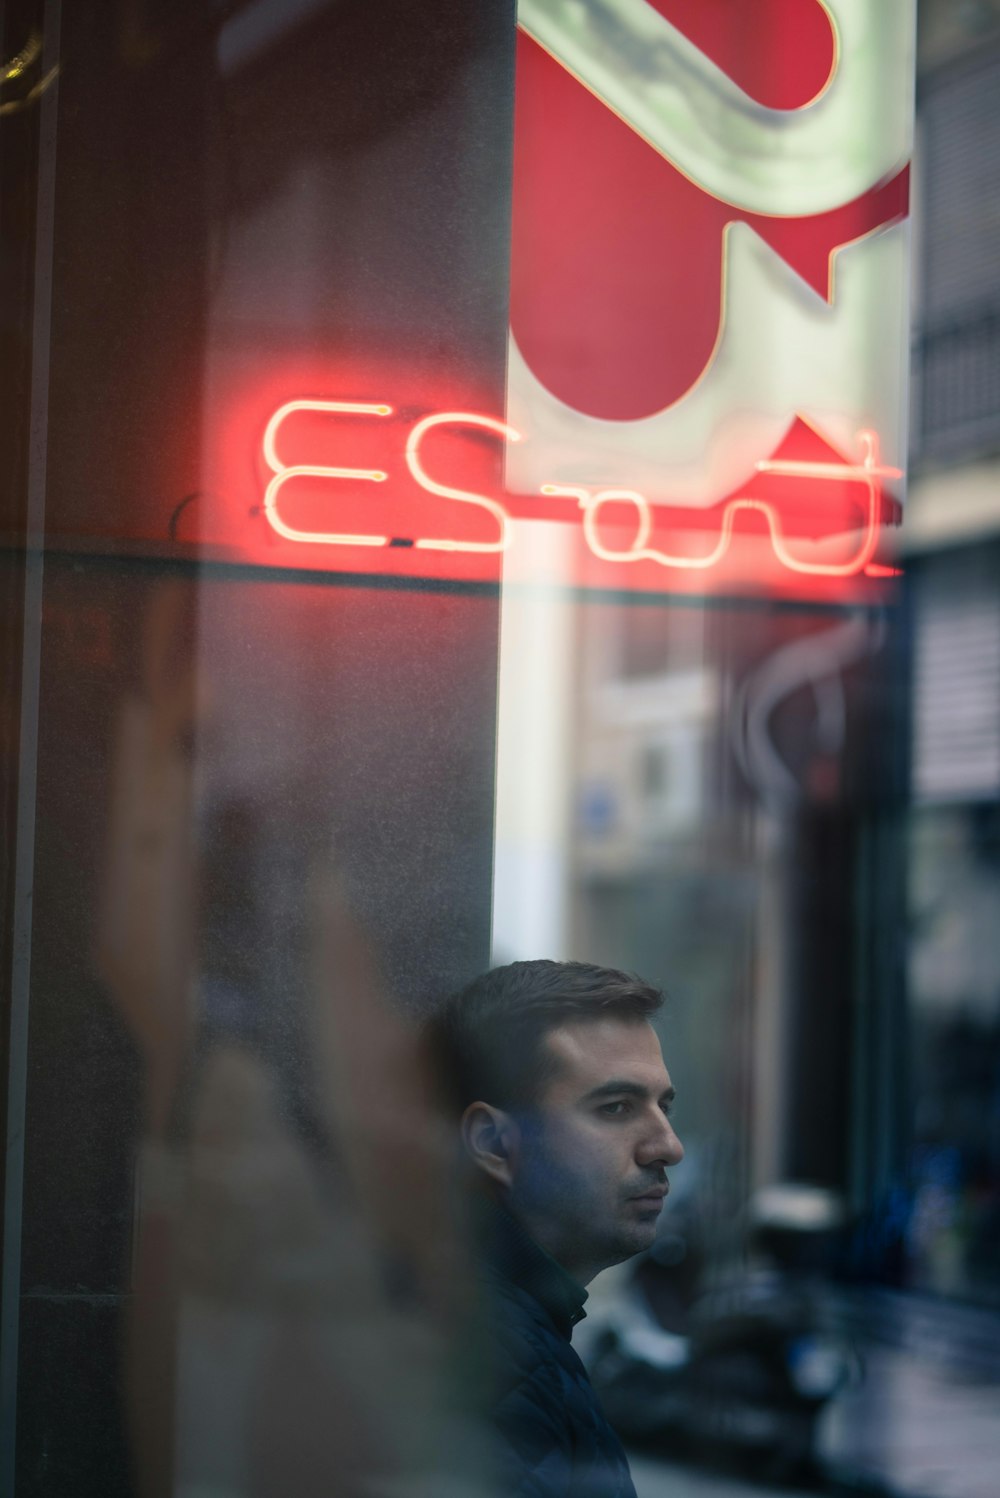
[424, 959, 663, 1116]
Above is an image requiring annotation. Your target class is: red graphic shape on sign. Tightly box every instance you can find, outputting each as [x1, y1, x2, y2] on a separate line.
[510, 34, 909, 422]
[647, 0, 837, 111]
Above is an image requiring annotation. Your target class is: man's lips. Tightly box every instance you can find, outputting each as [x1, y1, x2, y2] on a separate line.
[630, 1184, 668, 1204]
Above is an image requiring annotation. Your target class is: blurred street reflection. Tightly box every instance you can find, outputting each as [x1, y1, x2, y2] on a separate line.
[95, 581, 496, 1498]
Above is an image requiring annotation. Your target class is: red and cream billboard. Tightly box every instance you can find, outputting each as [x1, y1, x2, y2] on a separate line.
[503, 0, 915, 595]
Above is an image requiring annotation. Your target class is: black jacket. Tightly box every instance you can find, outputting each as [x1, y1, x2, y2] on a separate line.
[476, 1198, 638, 1498]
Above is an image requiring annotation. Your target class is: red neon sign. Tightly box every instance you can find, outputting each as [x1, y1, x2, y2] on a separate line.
[258, 394, 900, 592]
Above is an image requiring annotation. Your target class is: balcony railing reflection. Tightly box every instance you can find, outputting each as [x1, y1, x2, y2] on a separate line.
[914, 305, 1000, 462]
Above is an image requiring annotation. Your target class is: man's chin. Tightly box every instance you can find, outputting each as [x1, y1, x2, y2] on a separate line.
[610, 1218, 660, 1264]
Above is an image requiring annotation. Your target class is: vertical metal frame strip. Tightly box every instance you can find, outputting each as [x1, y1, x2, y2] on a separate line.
[0, 3, 62, 1487]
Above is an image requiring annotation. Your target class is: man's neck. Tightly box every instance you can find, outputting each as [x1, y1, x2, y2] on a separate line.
[498, 1194, 602, 1286]
[475, 1192, 590, 1337]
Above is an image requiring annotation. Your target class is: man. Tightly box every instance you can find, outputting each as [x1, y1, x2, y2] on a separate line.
[427, 959, 684, 1498]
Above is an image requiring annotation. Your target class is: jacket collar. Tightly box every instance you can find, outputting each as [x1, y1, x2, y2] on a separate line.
[476, 1192, 588, 1340]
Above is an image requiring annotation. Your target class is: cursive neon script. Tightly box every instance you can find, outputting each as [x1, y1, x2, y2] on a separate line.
[261, 399, 900, 580]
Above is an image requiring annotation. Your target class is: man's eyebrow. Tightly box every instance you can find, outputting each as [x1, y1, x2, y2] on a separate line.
[581, 1080, 676, 1105]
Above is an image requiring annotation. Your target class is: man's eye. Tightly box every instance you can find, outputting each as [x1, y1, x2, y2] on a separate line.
[599, 1101, 630, 1117]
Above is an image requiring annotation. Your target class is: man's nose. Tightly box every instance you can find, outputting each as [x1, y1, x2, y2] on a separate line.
[637, 1110, 684, 1168]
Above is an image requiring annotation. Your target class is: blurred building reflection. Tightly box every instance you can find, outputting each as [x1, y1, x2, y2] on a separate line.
[903, 0, 1000, 1312]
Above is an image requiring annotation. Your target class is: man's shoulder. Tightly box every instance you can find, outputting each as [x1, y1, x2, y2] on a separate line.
[470, 1204, 637, 1496]
[483, 1265, 589, 1389]
[481, 1270, 631, 1494]
[480, 1266, 629, 1449]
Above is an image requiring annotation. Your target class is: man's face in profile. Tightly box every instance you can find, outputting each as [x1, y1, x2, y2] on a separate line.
[508, 1016, 683, 1284]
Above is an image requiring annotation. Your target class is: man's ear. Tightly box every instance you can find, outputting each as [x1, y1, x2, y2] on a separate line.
[460, 1101, 519, 1188]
